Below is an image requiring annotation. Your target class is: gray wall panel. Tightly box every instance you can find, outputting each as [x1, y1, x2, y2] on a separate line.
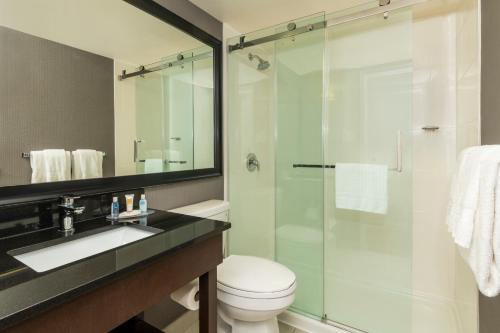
[0, 26, 115, 186]
[480, 0, 500, 332]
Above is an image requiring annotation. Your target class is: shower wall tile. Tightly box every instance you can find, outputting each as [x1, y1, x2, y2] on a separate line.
[413, 210, 456, 298]
[457, 69, 481, 127]
[413, 170, 452, 214]
[412, 14, 456, 69]
[412, 4, 462, 309]
[412, 128, 456, 174]
[454, 1, 480, 332]
[412, 14, 457, 130]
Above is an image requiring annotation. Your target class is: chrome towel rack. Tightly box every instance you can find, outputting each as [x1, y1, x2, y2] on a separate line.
[293, 130, 403, 173]
[22, 151, 107, 158]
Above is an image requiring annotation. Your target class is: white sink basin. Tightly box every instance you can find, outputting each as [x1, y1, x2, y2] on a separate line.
[12, 226, 160, 272]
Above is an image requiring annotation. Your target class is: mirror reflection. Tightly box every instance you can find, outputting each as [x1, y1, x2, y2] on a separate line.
[0, 0, 215, 187]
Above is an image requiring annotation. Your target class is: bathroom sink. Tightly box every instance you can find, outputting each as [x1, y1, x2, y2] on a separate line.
[11, 226, 161, 272]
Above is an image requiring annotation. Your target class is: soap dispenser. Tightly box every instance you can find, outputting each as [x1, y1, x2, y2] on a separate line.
[139, 194, 148, 214]
[111, 197, 119, 218]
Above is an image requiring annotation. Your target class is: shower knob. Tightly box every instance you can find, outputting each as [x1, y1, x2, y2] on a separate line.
[246, 153, 260, 172]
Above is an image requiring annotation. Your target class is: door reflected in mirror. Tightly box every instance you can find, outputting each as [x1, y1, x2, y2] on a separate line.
[0, 0, 217, 187]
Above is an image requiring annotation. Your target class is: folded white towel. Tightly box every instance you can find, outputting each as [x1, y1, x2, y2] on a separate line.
[30, 149, 71, 183]
[72, 149, 104, 180]
[335, 163, 388, 214]
[144, 159, 163, 174]
[448, 145, 500, 297]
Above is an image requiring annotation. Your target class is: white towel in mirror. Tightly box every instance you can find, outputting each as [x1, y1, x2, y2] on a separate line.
[30, 149, 71, 183]
[144, 159, 163, 174]
[335, 163, 388, 214]
[72, 149, 104, 180]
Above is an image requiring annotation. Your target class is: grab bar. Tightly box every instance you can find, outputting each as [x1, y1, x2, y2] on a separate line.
[293, 131, 403, 173]
[166, 160, 187, 164]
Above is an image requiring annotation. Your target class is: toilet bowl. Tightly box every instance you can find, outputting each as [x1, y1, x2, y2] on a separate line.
[216, 255, 296, 333]
[169, 201, 296, 333]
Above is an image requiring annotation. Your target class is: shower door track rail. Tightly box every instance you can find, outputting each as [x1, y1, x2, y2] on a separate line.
[228, 21, 326, 52]
[327, 0, 426, 27]
[118, 51, 213, 80]
[227, 0, 426, 53]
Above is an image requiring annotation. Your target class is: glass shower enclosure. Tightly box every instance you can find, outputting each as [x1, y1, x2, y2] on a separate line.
[228, 3, 414, 333]
[134, 46, 214, 173]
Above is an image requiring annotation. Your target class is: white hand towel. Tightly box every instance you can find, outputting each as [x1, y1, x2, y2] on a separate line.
[30, 149, 71, 183]
[335, 163, 388, 214]
[71, 149, 104, 180]
[144, 159, 163, 174]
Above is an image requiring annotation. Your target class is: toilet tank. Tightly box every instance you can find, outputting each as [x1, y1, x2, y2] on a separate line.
[168, 200, 229, 221]
[168, 200, 230, 256]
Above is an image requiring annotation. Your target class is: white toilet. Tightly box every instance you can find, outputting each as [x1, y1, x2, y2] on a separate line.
[169, 200, 297, 333]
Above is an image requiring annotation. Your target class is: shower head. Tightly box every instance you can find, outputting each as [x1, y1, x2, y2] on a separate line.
[248, 53, 270, 71]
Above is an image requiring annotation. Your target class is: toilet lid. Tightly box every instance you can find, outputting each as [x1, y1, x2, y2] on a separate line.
[217, 255, 296, 294]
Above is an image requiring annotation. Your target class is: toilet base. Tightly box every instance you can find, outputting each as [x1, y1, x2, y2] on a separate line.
[218, 307, 279, 333]
[218, 315, 279, 333]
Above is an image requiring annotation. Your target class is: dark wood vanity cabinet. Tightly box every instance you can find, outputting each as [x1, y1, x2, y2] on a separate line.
[4, 234, 222, 333]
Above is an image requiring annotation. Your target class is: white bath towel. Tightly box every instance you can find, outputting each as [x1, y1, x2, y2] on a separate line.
[448, 145, 500, 297]
[446, 147, 483, 248]
[30, 149, 71, 183]
[71, 149, 104, 180]
[335, 163, 388, 214]
[144, 159, 163, 174]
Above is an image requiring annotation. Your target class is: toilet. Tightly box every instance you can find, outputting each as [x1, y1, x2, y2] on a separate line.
[169, 200, 297, 333]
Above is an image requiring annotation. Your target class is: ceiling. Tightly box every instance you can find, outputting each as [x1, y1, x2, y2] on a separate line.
[0, 0, 205, 65]
[188, 0, 372, 33]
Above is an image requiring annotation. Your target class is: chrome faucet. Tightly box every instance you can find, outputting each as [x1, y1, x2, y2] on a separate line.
[58, 195, 85, 233]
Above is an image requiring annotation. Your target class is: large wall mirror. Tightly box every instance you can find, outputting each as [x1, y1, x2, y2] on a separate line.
[0, 0, 221, 199]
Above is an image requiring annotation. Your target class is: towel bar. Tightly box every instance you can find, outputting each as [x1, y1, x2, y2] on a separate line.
[292, 163, 399, 172]
[22, 152, 107, 158]
[293, 130, 403, 173]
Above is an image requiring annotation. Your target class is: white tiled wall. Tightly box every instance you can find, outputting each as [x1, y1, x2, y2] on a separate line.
[454, 0, 481, 332]
[412, 1, 480, 332]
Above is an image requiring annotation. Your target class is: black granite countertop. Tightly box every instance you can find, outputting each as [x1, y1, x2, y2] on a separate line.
[0, 209, 230, 330]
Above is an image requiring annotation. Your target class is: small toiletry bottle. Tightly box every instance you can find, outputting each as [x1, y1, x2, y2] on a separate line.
[111, 197, 119, 218]
[139, 194, 148, 214]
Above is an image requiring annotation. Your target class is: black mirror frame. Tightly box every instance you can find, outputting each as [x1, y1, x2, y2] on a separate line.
[0, 0, 222, 205]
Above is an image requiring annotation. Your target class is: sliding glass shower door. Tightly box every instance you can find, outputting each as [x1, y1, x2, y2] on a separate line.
[274, 14, 325, 319]
[323, 7, 413, 333]
[228, 5, 414, 333]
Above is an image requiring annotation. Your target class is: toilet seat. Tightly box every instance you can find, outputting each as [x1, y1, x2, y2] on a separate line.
[216, 255, 296, 311]
[217, 280, 296, 299]
[217, 282, 296, 312]
[217, 255, 296, 293]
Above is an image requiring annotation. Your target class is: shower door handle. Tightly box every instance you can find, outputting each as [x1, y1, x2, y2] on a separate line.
[395, 130, 402, 173]
[134, 138, 145, 163]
